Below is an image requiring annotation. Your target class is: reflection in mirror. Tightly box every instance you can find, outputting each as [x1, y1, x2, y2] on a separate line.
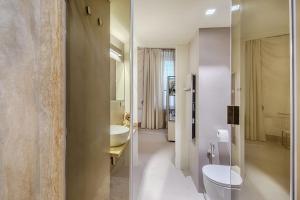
[109, 0, 131, 200]
[110, 36, 125, 101]
[231, 0, 291, 199]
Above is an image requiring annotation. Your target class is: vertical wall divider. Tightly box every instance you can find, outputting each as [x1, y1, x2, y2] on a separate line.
[291, 0, 297, 199]
[291, 0, 296, 199]
[130, 0, 134, 199]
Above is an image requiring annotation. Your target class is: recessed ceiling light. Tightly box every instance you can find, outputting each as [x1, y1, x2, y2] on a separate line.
[205, 9, 216, 15]
[231, 4, 240, 11]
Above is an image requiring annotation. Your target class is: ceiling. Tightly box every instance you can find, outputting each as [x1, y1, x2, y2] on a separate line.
[134, 0, 231, 47]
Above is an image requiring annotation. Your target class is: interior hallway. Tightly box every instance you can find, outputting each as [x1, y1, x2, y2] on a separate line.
[241, 141, 290, 200]
[132, 129, 204, 200]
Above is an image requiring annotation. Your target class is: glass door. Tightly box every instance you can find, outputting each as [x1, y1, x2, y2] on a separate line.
[231, 0, 293, 199]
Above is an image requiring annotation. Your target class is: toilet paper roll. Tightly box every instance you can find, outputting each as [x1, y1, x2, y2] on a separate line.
[217, 129, 229, 142]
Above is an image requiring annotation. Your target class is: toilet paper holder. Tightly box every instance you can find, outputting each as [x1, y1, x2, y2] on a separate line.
[217, 129, 229, 142]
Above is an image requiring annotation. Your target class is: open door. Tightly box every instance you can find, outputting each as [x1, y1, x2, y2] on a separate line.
[66, 1, 111, 199]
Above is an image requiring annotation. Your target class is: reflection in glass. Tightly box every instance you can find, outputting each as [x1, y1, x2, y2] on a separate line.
[231, 0, 291, 199]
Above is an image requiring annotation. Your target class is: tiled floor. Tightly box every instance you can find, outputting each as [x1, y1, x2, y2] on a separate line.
[110, 176, 129, 200]
[110, 143, 130, 200]
[240, 141, 290, 200]
[132, 129, 204, 200]
[131, 129, 291, 200]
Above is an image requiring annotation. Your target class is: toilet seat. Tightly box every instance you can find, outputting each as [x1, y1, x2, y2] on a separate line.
[202, 165, 242, 189]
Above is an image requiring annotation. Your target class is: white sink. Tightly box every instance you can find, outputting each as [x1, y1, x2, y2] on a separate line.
[110, 125, 130, 147]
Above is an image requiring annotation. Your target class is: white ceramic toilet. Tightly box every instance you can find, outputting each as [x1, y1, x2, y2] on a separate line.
[202, 164, 242, 200]
[202, 129, 242, 200]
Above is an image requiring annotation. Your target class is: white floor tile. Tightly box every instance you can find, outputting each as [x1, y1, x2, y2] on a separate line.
[133, 129, 204, 200]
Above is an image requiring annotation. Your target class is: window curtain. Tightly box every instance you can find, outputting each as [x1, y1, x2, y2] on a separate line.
[140, 48, 165, 129]
[245, 35, 290, 141]
[260, 36, 290, 137]
[245, 39, 264, 141]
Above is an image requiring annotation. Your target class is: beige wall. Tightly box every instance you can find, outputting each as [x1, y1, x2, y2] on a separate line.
[66, 0, 110, 200]
[111, 100, 125, 125]
[0, 1, 66, 199]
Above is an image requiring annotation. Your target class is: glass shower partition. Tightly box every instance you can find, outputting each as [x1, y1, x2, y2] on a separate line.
[230, 0, 293, 199]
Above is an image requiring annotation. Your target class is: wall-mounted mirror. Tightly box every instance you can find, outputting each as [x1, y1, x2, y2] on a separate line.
[110, 36, 125, 101]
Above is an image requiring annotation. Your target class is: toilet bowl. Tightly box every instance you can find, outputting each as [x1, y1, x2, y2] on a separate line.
[202, 165, 243, 200]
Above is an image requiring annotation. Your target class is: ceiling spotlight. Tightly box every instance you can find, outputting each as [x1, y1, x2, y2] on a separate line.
[205, 9, 216, 15]
[231, 4, 240, 11]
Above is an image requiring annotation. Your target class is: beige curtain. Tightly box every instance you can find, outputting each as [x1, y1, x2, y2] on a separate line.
[140, 48, 164, 129]
[261, 35, 290, 136]
[245, 35, 290, 141]
[245, 40, 265, 141]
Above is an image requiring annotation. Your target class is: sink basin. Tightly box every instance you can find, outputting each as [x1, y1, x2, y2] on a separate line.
[110, 125, 130, 147]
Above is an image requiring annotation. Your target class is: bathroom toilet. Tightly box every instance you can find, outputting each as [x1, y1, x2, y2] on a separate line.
[202, 164, 243, 200]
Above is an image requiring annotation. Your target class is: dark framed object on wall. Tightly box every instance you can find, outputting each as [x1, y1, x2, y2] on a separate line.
[167, 76, 176, 121]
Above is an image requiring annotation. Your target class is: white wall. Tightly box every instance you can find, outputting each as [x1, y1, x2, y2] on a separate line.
[179, 28, 231, 192]
[132, 39, 140, 168]
[187, 32, 201, 189]
[137, 48, 144, 123]
[175, 45, 189, 170]
[176, 28, 231, 192]
[197, 28, 231, 191]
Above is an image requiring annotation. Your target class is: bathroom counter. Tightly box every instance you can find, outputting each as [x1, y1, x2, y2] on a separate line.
[109, 140, 129, 165]
[109, 142, 128, 157]
[109, 127, 135, 165]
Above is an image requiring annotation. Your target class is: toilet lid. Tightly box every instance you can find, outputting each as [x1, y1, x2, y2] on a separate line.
[202, 165, 243, 188]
